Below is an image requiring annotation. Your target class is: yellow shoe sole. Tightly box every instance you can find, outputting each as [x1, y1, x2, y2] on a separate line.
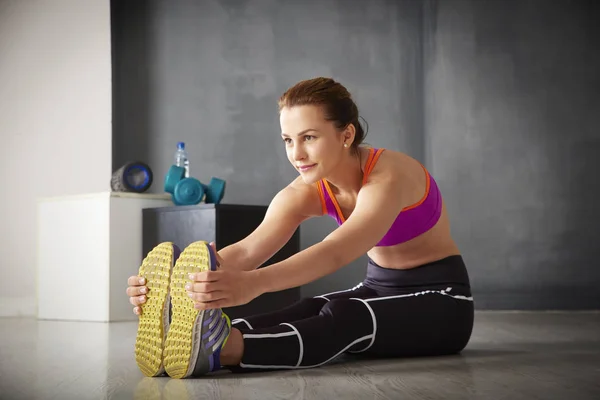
[163, 241, 214, 379]
[134, 242, 175, 377]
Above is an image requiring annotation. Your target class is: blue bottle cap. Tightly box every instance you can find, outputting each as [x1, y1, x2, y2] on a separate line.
[177, 142, 185, 150]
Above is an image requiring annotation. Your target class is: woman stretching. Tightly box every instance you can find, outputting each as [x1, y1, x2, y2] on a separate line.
[126, 77, 474, 379]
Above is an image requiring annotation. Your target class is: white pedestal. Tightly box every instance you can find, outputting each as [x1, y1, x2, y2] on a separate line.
[36, 192, 173, 322]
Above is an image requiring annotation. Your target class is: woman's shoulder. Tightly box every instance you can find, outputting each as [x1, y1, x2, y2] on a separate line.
[362, 147, 431, 207]
[361, 146, 424, 181]
[278, 176, 324, 217]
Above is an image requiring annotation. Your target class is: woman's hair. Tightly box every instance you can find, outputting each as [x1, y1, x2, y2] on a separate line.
[278, 77, 368, 155]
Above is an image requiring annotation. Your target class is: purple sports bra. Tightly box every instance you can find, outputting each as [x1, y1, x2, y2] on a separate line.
[316, 148, 443, 246]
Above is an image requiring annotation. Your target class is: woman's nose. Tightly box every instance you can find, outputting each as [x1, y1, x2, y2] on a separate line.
[292, 145, 307, 161]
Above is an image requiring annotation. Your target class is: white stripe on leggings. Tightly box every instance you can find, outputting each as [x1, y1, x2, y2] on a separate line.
[232, 318, 253, 329]
[347, 298, 377, 354]
[364, 287, 473, 303]
[314, 282, 363, 301]
[242, 330, 297, 339]
[280, 322, 304, 367]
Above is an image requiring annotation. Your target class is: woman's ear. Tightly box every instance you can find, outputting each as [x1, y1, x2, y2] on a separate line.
[342, 123, 356, 148]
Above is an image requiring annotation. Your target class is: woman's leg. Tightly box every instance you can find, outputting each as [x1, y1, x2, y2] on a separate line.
[219, 284, 377, 369]
[345, 286, 474, 358]
[224, 285, 474, 371]
[230, 298, 327, 331]
[230, 283, 372, 330]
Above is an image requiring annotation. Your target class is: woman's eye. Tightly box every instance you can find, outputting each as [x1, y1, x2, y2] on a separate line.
[305, 135, 315, 141]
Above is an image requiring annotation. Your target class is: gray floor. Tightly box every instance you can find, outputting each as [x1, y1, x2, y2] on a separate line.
[1, 312, 599, 400]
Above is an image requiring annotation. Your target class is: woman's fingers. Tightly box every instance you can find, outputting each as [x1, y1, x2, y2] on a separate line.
[126, 275, 147, 316]
[188, 290, 226, 303]
[126, 285, 148, 297]
[129, 294, 147, 306]
[185, 281, 220, 293]
[127, 275, 146, 286]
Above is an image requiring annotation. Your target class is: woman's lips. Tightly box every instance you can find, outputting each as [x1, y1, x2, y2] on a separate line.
[297, 164, 316, 172]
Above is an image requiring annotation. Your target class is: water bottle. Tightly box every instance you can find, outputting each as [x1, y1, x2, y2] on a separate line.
[175, 141, 190, 178]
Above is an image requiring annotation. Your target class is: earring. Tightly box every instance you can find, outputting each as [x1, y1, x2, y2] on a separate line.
[344, 143, 348, 148]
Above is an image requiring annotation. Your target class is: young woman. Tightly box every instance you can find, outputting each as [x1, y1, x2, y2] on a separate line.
[126, 77, 474, 379]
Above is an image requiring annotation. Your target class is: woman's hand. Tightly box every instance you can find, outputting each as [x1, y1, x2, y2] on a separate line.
[185, 243, 263, 310]
[126, 275, 147, 316]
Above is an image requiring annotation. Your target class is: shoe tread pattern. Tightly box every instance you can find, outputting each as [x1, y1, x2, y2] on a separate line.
[134, 242, 173, 377]
[164, 241, 211, 379]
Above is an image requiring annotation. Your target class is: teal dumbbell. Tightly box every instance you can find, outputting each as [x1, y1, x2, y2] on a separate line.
[164, 165, 185, 193]
[164, 165, 205, 205]
[203, 177, 226, 205]
[164, 165, 226, 205]
[173, 177, 205, 205]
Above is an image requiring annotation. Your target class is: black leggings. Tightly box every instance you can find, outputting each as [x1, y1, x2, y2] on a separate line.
[230, 255, 474, 370]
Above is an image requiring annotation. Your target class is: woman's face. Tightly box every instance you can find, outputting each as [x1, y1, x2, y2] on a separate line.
[280, 105, 347, 184]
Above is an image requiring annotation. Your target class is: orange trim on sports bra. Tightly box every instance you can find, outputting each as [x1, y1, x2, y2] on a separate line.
[322, 179, 347, 223]
[402, 164, 431, 211]
[362, 148, 376, 185]
[362, 148, 385, 185]
[315, 181, 328, 216]
[315, 147, 433, 223]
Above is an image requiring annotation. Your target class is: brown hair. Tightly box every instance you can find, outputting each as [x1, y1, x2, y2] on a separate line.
[278, 77, 368, 155]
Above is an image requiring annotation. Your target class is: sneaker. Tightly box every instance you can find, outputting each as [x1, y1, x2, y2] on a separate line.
[163, 241, 232, 379]
[134, 242, 181, 377]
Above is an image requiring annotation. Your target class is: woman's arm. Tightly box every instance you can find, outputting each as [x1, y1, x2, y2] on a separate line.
[253, 171, 406, 294]
[214, 178, 321, 272]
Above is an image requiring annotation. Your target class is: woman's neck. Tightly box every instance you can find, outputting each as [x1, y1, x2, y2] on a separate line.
[323, 148, 365, 195]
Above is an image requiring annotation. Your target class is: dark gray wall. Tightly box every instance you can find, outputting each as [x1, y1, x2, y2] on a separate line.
[112, 0, 600, 309]
[111, 0, 424, 299]
[424, 0, 600, 309]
